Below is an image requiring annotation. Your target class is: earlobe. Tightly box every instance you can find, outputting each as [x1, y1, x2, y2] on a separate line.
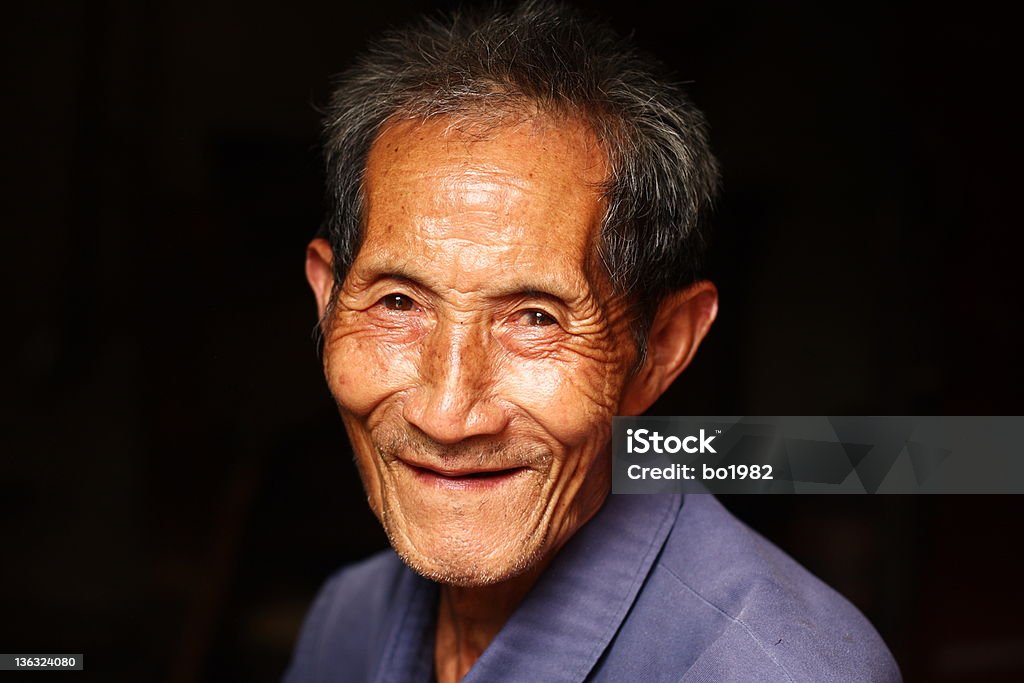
[619, 281, 719, 416]
[305, 238, 336, 319]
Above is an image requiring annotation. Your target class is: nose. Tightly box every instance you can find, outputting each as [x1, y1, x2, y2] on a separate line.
[402, 318, 509, 444]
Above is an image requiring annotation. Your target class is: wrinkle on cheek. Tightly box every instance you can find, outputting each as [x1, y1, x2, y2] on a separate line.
[324, 320, 419, 419]
[340, 413, 385, 516]
[500, 356, 621, 443]
[571, 358, 628, 418]
[573, 300, 636, 405]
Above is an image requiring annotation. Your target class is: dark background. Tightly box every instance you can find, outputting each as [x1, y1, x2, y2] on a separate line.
[3, 1, 1022, 681]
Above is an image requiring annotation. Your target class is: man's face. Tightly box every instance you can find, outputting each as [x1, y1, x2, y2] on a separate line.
[316, 115, 640, 586]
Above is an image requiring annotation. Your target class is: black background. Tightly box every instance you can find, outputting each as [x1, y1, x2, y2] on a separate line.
[3, 1, 1022, 681]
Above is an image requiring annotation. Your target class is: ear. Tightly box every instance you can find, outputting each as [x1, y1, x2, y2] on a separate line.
[305, 237, 336, 319]
[619, 281, 718, 416]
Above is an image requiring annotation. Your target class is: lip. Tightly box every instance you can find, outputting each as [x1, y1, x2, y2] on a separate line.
[399, 460, 529, 490]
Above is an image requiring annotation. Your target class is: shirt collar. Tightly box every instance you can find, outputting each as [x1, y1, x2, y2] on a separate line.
[462, 493, 681, 682]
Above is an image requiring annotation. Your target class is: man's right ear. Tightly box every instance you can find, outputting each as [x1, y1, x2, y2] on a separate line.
[305, 238, 335, 320]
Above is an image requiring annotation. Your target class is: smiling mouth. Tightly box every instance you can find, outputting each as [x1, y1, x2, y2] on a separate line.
[402, 462, 528, 489]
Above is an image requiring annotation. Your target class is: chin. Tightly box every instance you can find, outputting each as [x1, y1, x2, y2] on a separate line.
[382, 510, 549, 586]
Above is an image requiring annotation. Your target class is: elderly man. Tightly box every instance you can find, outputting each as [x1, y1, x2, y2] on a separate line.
[286, 3, 899, 682]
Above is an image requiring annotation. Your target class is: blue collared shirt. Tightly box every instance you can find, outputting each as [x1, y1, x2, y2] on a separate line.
[283, 494, 900, 682]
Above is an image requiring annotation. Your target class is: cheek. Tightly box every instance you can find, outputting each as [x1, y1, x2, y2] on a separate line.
[323, 328, 418, 417]
[501, 354, 625, 447]
[340, 411, 385, 518]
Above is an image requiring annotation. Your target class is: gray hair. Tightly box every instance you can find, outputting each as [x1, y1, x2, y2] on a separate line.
[319, 0, 719, 356]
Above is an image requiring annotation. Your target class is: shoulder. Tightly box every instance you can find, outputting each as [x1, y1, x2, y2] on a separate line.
[651, 495, 901, 682]
[282, 550, 407, 683]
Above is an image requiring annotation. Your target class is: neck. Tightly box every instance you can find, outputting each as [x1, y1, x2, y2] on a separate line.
[433, 563, 545, 683]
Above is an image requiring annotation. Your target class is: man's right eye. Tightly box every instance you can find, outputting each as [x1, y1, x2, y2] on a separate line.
[379, 294, 417, 311]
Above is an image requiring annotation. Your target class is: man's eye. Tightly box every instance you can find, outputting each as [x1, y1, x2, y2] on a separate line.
[521, 309, 557, 326]
[380, 294, 417, 311]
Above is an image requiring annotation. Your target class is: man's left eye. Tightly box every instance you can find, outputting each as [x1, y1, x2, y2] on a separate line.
[379, 293, 417, 311]
[520, 310, 557, 327]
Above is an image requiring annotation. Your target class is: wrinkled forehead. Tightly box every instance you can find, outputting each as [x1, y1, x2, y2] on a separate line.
[367, 109, 611, 185]
[357, 114, 612, 288]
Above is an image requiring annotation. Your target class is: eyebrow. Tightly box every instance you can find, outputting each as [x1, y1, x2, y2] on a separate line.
[509, 288, 571, 308]
[368, 270, 576, 307]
